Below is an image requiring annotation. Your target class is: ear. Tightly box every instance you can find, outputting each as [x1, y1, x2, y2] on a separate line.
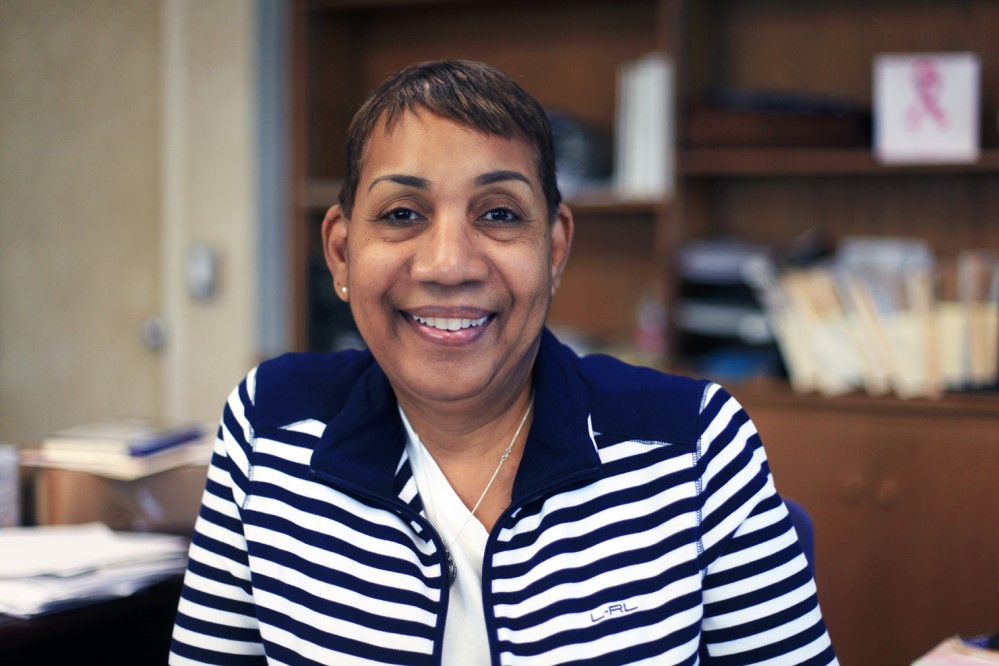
[321, 204, 350, 301]
[549, 203, 574, 296]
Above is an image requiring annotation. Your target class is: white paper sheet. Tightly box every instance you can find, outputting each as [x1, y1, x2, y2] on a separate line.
[0, 522, 187, 617]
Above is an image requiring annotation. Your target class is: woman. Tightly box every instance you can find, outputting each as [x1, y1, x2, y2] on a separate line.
[171, 60, 836, 665]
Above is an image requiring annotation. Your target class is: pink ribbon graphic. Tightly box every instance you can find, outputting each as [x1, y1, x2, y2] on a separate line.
[906, 58, 947, 132]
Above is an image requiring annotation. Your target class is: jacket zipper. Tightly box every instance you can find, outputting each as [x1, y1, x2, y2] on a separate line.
[480, 462, 602, 666]
[309, 467, 451, 666]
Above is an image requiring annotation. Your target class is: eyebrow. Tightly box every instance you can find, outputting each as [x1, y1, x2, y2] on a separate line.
[368, 174, 431, 192]
[475, 170, 534, 190]
[367, 170, 535, 193]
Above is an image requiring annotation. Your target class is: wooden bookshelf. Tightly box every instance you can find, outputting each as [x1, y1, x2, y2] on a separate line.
[289, 2, 999, 664]
[671, 6, 999, 661]
[290, 0, 671, 353]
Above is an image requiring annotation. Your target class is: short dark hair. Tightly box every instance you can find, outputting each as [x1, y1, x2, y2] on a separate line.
[338, 60, 562, 220]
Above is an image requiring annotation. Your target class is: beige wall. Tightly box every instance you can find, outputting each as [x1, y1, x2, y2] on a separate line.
[0, 0, 259, 444]
[161, 0, 258, 426]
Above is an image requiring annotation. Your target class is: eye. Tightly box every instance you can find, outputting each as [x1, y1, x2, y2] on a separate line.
[479, 207, 522, 226]
[379, 207, 424, 226]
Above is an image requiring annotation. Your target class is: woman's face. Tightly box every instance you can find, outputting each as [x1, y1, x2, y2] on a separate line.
[324, 109, 572, 410]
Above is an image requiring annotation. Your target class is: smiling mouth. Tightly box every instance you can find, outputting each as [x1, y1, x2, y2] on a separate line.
[407, 313, 490, 332]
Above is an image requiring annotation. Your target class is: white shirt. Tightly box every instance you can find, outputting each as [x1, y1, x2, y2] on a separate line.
[401, 408, 491, 665]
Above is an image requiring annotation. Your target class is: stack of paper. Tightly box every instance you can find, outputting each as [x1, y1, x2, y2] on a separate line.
[0, 522, 187, 618]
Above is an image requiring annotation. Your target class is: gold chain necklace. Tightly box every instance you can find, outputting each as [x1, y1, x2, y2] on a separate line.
[419, 391, 535, 586]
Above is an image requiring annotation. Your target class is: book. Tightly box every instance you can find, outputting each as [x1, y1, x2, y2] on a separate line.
[959, 250, 999, 387]
[742, 254, 818, 394]
[834, 236, 940, 399]
[614, 52, 674, 201]
[22, 437, 213, 481]
[42, 419, 205, 457]
[780, 268, 863, 397]
[913, 635, 999, 665]
[838, 274, 893, 396]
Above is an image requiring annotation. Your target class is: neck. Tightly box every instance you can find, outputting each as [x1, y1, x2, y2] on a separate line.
[397, 378, 535, 463]
[400, 379, 535, 530]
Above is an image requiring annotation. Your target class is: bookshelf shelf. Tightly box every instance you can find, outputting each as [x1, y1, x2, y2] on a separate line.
[564, 196, 665, 217]
[729, 376, 999, 420]
[680, 148, 999, 177]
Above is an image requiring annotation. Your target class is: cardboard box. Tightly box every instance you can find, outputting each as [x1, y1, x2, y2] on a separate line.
[32, 464, 207, 534]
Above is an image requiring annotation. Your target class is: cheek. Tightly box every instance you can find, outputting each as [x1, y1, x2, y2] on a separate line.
[506, 244, 554, 301]
[347, 241, 398, 292]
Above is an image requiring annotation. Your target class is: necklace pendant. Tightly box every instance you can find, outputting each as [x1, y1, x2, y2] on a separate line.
[446, 549, 457, 587]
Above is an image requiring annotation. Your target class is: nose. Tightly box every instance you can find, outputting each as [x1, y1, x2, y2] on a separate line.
[410, 212, 488, 286]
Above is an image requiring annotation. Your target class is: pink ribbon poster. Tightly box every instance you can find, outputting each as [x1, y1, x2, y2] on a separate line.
[874, 52, 980, 164]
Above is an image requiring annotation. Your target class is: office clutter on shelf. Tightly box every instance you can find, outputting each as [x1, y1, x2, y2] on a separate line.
[19, 419, 214, 532]
[0, 522, 187, 618]
[547, 109, 613, 198]
[685, 87, 871, 149]
[913, 633, 999, 665]
[674, 238, 786, 381]
[744, 237, 998, 398]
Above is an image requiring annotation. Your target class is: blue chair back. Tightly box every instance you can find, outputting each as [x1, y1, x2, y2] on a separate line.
[784, 498, 815, 575]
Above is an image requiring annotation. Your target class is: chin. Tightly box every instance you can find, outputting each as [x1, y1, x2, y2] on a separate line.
[401, 375, 489, 405]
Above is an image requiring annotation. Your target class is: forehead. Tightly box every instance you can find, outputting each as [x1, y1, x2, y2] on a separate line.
[359, 109, 539, 184]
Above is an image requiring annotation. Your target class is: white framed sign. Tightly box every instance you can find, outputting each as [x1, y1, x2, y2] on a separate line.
[874, 52, 980, 164]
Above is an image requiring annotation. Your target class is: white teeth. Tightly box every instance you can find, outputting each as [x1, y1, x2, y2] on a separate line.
[411, 314, 488, 331]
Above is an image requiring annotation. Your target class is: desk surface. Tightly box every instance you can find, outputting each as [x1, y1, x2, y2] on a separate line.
[0, 575, 183, 665]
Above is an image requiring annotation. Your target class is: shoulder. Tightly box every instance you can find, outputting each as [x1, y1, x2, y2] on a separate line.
[575, 351, 712, 447]
[250, 348, 377, 429]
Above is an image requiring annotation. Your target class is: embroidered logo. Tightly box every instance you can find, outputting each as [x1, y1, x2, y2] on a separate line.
[590, 601, 639, 623]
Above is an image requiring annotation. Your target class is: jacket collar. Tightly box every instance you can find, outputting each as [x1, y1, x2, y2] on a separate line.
[310, 328, 600, 504]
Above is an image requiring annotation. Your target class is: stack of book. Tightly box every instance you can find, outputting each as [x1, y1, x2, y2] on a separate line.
[744, 239, 998, 398]
[22, 419, 212, 481]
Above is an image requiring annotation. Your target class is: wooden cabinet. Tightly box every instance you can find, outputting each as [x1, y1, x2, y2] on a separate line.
[290, 2, 999, 664]
[735, 383, 999, 666]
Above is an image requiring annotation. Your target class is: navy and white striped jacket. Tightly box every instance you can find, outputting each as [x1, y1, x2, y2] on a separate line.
[170, 329, 836, 665]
